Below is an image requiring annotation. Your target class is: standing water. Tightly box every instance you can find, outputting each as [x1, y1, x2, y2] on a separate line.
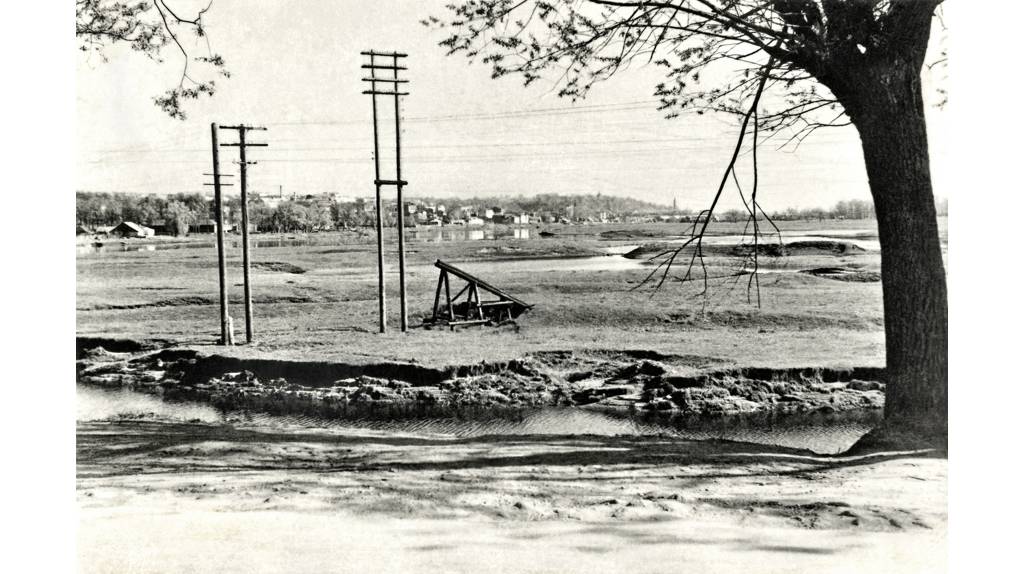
[77, 384, 878, 454]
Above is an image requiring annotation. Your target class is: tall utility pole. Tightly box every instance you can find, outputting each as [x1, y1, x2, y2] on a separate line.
[361, 50, 410, 333]
[367, 51, 386, 334]
[206, 123, 234, 345]
[392, 53, 408, 333]
[219, 125, 268, 344]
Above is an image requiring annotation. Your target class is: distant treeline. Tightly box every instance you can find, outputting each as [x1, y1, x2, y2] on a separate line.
[762, 199, 876, 222]
[75, 191, 671, 233]
[411, 193, 885, 222]
[76, 191, 337, 234]
[78, 191, 946, 235]
[415, 193, 670, 218]
[76, 192, 210, 235]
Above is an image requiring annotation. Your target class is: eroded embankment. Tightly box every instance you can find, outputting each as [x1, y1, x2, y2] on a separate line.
[76, 338, 885, 421]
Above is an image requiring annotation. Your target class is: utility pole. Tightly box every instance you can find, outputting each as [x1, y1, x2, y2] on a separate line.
[361, 49, 410, 333]
[367, 51, 386, 334]
[205, 123, 234, 345]
[219, 125, 268, 344]
[392, 53, 409, 332]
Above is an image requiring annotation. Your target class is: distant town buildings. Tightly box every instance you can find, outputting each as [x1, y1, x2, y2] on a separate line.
[109, 221, 155, 238]
[81, 189, 879, 238]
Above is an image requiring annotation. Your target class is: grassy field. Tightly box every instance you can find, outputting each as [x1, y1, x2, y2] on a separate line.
[76, 218, 944, 370]
[76, 218, 949, 573]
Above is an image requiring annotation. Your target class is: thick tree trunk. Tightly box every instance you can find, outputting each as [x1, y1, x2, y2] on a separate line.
[845, 64, 947, 437]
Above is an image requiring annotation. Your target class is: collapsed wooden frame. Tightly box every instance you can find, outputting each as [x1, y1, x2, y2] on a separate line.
[430, 259, 532, 329]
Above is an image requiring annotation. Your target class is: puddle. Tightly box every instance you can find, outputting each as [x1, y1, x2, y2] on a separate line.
[78, 385, 222, 423]
[77, 384, 878, 454]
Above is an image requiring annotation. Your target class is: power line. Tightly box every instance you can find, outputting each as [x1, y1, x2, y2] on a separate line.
[81, 131, 856, 159]
[263, 99, 661, 126]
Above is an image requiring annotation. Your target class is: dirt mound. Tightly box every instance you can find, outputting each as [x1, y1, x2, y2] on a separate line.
[573, 363, 886, 416]
[626, 240, 865, 260]
[252, 261, 307, 274]
[76, 336, 168, 359]
[731, 241, 865, 257]
[730, 243, 787, 257]
[623, 243, 670, 259]
[785, 240, 866, 255]
[83, 296, 214, 311]
[801, 267, 881, 282]
[76, 342, 885, 421]
[660, 309, 881, 330]
[601, 229, 666, 240]
[625, 242, 750, 260]
[471, 245, 597, 259]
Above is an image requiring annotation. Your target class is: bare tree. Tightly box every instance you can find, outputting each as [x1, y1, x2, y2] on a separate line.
[76, 0, 230, 119]
[428, 0, 948, 445]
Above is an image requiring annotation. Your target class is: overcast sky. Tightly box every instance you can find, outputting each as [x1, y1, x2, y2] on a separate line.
[76, 0, 950, 211]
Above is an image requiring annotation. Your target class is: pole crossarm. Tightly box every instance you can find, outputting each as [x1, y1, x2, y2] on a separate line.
[361, 90, 410, 96]
[360, 50, 408, 57]
[361, 64, 408, 71]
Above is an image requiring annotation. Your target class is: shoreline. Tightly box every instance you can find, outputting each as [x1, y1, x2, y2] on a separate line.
[77, 336, 885, 432]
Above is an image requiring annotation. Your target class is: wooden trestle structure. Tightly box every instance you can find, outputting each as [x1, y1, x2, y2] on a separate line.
[430, 260, 532, 329]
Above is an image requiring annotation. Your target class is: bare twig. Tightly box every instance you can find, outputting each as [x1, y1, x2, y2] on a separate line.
[636, 55, 775, 306]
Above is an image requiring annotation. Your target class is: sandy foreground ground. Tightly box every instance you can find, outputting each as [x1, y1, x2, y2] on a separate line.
[77, 418, 946, 573]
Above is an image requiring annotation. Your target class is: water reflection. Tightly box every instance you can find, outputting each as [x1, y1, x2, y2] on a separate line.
[76, 242, 164, 255]
[77, 225, 540, 255]
[78, 385, 222, 423]
[409, 226, 531, 242]
[78, 384, 879, 454]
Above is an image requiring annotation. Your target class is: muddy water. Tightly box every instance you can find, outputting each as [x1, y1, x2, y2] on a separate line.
[78, 385, 879, 454]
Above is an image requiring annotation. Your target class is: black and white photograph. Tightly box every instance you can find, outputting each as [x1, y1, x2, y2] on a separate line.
[10, 0, 1007, 571]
